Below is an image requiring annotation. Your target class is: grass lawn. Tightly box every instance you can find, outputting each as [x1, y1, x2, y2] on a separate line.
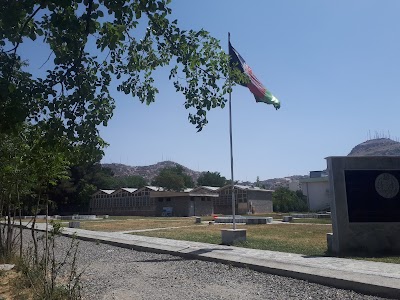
[79, 217, 200, 232]
[132, 223, 331, 256]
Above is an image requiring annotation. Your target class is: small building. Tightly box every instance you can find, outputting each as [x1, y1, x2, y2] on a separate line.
[215, 185, 273, 214]
[150, 186, 217, 217]
[300, 171, 330, 211]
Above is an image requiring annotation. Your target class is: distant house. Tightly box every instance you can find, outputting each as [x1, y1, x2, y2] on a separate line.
[215, 185, 273, 214]
[150, 186, 217, 217]
[300, 171, 330, 211]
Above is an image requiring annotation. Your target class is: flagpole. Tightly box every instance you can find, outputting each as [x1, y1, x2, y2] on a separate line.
[228, 32, 236, 230]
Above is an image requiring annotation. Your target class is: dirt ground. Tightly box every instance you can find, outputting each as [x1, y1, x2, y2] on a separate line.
[0, 269, 31, 300]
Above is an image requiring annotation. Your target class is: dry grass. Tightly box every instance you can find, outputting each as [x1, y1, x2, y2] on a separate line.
[131, 223, 332, 256]
[79, 217, 199, 232]
[0, 269, 32, 300]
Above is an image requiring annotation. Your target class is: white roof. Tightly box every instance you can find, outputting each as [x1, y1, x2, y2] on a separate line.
[121, 188, 138, 193]
[219, 185, 273, 192]
[201, 186, 220, 191]
[100, 189, 115, 194]
[145, 186, 164, 192]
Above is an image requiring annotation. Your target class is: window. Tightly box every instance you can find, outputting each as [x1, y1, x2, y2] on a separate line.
[166, 198, 171, 202]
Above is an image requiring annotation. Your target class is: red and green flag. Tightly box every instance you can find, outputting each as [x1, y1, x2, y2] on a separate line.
[229, 42, 280, 110]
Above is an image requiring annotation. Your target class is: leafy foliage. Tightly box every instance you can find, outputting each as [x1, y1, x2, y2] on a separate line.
[1, 0, 233, 142]
[197, 171, 226, 187]
[272, 187, 308, 213]
[152, 165, 194, 191]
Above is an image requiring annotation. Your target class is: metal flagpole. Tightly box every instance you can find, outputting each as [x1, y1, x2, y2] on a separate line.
[228, 32, 236, 230]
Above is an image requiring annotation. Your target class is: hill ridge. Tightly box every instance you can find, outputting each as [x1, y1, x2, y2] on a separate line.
[102, 161, 202, 183]
[348, 138, 400, 156]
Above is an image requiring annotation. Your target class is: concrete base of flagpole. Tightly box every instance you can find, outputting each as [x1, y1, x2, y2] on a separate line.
[221, 229, 247, 245]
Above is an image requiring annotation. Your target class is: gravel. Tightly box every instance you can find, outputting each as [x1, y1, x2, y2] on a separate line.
[23, 231, 391, 300]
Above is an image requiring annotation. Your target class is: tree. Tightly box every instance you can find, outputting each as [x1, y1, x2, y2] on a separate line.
[255, 176, 260, 187]
[1, 0, 234, 149]
[197, 171, 226, 187]
[272, 187, 308, 213]
[152, 165, 193, 191]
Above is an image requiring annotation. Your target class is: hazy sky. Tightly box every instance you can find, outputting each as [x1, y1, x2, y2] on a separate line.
[22, 1, 400, 182]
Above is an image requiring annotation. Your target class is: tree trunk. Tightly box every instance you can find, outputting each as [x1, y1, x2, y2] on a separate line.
[31, 193, 40, 262]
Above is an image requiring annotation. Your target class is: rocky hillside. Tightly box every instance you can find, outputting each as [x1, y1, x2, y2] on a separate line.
[348, 138, 400, 156]
[102, 161, 202, 183]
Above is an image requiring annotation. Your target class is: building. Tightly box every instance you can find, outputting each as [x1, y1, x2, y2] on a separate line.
[90, 186, 162, 216]
[215, 185, 273, 214]
[300, 171, 330, 211]
[90, 186, 217, 217]
[151, 186, 217, 217]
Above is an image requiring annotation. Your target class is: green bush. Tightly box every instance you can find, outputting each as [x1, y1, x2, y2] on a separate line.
[273, 187, 308, 212]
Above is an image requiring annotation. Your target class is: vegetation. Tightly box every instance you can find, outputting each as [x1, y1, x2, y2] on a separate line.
[1, 0, 240, 297]
[197, 171, 227, 187]
[272, 187, 308, 213]
[152, 165, 194, 190]
[80, 217, 199, 231]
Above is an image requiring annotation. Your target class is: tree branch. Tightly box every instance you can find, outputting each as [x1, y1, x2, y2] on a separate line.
[5, 5, 42, 55]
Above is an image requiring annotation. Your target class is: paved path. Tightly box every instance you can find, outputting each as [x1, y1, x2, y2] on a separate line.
[24, 222, 400, 299]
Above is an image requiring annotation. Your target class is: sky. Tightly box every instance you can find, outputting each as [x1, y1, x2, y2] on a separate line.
[20, 1, 400, 182]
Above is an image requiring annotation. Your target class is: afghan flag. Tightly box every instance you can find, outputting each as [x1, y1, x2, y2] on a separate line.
[229, 42, 280, 110]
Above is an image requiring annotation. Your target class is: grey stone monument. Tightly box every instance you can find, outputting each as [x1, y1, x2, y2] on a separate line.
[327, 156, 400, 255]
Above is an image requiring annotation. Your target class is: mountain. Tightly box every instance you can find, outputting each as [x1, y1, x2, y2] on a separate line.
[102, 161, 202, 183]
[258, 175, 308, 190]
[102, 161, 307, 189]
[348, 138, 400, 156]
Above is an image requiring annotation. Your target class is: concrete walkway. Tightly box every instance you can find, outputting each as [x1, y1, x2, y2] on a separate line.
[24, 222, 400, 299]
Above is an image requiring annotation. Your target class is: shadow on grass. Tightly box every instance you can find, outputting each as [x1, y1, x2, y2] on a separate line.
[189, 247, 234, 255]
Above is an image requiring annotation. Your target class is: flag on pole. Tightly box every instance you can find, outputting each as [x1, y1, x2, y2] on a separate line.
[229, 42, 280, 110]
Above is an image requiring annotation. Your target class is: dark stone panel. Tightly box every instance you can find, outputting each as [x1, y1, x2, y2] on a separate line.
[345, 170, 400, 222]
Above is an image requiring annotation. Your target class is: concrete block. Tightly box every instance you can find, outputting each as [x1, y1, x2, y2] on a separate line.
[282, 216, 293, 222]
[68, 221, 80, 228]
[221, 229, 247, 245]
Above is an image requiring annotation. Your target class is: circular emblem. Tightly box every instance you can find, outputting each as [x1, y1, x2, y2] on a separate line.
[375, 173, 399, 199]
